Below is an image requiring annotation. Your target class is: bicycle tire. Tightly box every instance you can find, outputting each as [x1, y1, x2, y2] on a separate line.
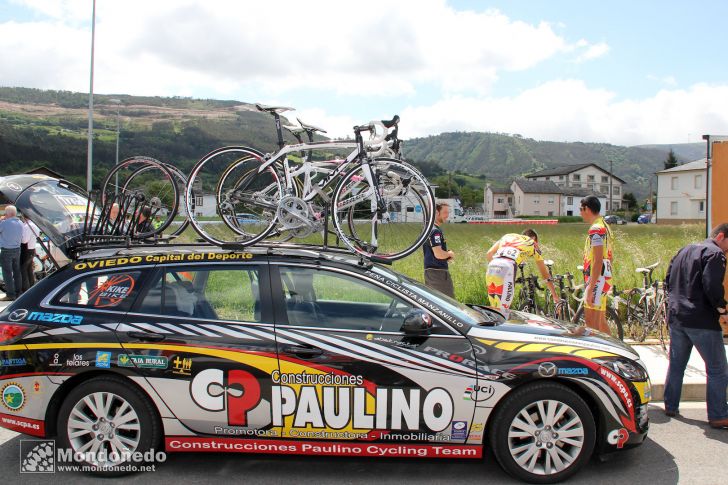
[122, 162, 191, 237]
[100, 156, 180, 238]
[331, 158, 435, 261]
[570, 306, 623, 340]
[185, 146, 281, 247]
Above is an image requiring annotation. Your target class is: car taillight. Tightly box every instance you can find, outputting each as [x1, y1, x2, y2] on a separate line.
[0, 324, 33, 344]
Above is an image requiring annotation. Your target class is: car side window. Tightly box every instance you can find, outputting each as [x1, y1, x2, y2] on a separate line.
[136, 266, 262, 322]
[54, 270, 144, 312]
[278, 266, 415, 332]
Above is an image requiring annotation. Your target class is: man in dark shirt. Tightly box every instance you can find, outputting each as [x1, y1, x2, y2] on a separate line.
[423, 203, 455, 298]
[663, 223, 728, 428]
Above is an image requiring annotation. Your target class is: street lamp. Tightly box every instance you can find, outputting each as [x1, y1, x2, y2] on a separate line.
[108, 98, 122, 195]
[86, 0, 96, 192]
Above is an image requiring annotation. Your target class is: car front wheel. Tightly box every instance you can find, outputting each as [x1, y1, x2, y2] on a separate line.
[57, 376, 162, 476]
[489, 382, 596, 483]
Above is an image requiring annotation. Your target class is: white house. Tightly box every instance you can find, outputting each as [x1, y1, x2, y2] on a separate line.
[560, 187, 607, 217]
[484, 185, 513, 219]
[510, 179, 562, 217]
[526, 163, 625, 211]
[655, 158, 707, 224]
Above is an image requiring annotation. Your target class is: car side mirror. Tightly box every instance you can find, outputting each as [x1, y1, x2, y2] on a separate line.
[401, 309, 433, 336]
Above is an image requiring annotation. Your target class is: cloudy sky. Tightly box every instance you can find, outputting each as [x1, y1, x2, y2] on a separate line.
[1, 0, 727, 145]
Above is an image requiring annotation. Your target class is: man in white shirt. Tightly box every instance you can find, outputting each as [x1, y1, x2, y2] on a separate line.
[20, 216, 40, 292]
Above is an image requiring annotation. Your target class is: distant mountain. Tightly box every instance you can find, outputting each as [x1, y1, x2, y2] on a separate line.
[0, 87, 702, 198]
[404, 133, 702, 198]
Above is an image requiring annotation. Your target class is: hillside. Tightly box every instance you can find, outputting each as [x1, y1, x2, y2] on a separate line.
[0, 87, 703, 198]
[403, 132, 703, 198]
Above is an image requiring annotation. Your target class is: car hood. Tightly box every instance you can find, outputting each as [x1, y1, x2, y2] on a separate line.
[467, 309, 640, 361]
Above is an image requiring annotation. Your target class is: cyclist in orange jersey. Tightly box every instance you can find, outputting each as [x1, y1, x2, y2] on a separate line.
[580, 195, 613, 334]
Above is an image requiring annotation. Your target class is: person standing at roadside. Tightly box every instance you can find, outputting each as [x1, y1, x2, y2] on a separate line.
[423, 203, 455, 298]
[20, 216, 40, 293]
[0, 205, 24, 301]
[579, 196, 613, 334]
[663, 223, 728, 428]
[485, 229, 559, 313]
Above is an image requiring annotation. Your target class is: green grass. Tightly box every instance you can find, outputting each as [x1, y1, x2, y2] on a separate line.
[172, 222, 704, 304]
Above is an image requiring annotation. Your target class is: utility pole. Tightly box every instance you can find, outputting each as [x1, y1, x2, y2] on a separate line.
[448, 172, 452, 199]
[109, 99, 122, 194]
[86, 0, 96, 192]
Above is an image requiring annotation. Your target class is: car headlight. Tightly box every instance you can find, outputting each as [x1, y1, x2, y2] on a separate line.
[593, 357, 648, 381]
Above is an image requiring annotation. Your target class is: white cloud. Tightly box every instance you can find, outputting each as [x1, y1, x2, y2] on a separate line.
[573, 41, 610, 62]
[0, 0, 580, 98]
[647, 74, 678, 87]
[397, 80, 728, 145]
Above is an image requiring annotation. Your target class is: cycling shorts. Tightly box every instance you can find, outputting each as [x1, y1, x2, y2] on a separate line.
[486, 258, 516, 310]
[584, 275, 611, 312]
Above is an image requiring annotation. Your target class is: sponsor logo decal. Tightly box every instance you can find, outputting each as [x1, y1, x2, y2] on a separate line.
[463, 384, 495, 402]
[0, 414, 44, 436]
[1, 382, 25, 411]
[117, 354, 168, 369]
[95, 351, 111, 368]
[450, 421, 468, 440]
[33, 381, 42, 393]
[558, 367, 589, 376]
[7, 309, 28, 322]
[26, 312, 83, 325]
[165, 438, 482, 458]
[0, 357, 27, 367]
[190, 368, 455, 433]
[538, 362, 557, 378]
[49, 353, 62, 367]
[66, 354, 89, 367]
[607, 428, 629, 448]
[72, 252, 254, 270]
[172, 356, 193, 375]
[88, 274, 135, 308]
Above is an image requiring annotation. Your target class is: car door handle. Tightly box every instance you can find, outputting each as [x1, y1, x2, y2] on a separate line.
[127, 331, 166, 342]
[282, 345, 323, 357]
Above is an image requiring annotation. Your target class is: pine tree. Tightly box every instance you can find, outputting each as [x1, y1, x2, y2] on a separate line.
[664, 148, 679, 169]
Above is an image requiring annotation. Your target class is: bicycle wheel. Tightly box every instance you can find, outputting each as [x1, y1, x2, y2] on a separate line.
[186, 146, 282, 247]
[626, 290, 650, 342]
[122, 162, 191, 237]
[332, 158, 435, 261]
[653, 301, 668, 351]
[554, 300, 574, 322]
[606, 306, 624, 341]
[100, 156, 179, 238]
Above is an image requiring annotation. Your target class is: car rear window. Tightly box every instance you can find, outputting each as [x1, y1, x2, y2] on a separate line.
[53, 270, 145, 312]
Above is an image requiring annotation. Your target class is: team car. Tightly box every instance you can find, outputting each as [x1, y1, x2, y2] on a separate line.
[0, 176, 650, 483]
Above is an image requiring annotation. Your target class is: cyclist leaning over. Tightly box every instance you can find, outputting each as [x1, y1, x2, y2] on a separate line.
[485, 229, 559, 314]
[579, 195, 613, 334]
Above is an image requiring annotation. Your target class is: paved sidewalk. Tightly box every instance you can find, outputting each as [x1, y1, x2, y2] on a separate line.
[0, 295, 725, 401]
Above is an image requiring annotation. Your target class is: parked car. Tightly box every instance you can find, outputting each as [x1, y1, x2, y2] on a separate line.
[0, 244, 650, 482]
[604, 215, 627, 225]
[637, 214, 652, 224]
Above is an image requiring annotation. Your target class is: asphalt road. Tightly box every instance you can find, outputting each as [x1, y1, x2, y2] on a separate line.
[1, 403, 726, 484]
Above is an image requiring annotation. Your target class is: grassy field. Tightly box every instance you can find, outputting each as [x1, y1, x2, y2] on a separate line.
[175, 221, 704, 305]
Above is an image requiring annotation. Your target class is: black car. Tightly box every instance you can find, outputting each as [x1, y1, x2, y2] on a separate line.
[0, 242, 651, 482]
[604, 215, 627, 225]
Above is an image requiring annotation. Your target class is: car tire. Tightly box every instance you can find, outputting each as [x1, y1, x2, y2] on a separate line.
[57, 376, 162, 476]
[488, 381, 596, 484]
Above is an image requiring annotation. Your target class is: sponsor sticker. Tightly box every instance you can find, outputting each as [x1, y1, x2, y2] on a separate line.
[88, 274, 136, 308]
[607, 428, 629, 448]
[558, 367, 589, 376]
[1, 382, 25, 411]
[26, 312, 83, 325]
[172, 356, 193, 375]
[66, 354, 89, 367]
[0, 357, 27, 367]
[463, 384, 495, 402]
[451, 421, 468, 440]
[118, 354, 168, 369]
[95, 351, 112, 369]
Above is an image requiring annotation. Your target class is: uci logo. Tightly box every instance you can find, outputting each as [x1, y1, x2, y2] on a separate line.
[466, 384, 495, 402]
[190, 369, 261, 426]
[607, 428, 629, 448]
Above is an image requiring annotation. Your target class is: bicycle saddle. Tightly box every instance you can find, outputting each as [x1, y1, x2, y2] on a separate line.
[256, 103, 294, 114]
[544, 259, 554, 266]
[297, 118, 327, 134]
[283, 124, 306, 135]
[635, 262, 659, 273]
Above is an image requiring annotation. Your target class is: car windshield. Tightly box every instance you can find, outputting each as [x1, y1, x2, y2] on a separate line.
[371, 265, 493, 327]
